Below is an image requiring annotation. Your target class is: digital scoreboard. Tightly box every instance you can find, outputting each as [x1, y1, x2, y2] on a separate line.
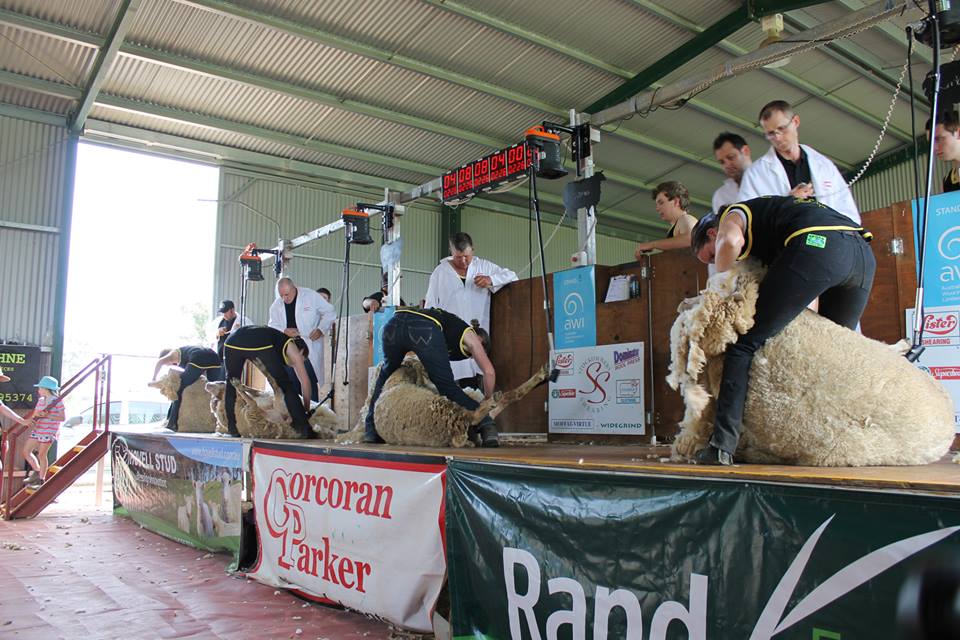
[442, 141, 532, 203]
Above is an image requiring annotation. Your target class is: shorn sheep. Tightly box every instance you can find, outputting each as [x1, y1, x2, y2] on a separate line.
[205, 360, 339, 439]
[338, 359, 548, 447]
[668, 260, 955, 466]
[149, 369, 217, 433]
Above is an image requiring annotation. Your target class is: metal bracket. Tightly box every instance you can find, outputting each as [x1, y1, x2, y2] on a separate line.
[889, 237, 904, 256]
[640, 265, 653, 280]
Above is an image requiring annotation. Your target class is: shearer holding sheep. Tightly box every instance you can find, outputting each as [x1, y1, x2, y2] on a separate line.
[689, 195, 876, 465]
[364, 307, 500, 447]
[152, 346, 224, 432]
[222, 326, 315, 439]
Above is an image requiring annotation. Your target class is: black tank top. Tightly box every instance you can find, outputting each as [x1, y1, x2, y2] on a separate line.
[177, 346, 220, 368]
[224, 326, 296, 363]
[397, 308, 472, 361]
[719, 196, 870, 266]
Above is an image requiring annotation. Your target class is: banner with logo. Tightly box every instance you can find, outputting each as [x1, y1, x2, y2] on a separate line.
[248, 442, 446, 632]
[0, 345, 41, 409]
[446, 460, 960, 640]
[549, 342, 645, 434]
[913, 191, 960, 307]
[553, 266, 596, 349]
[372, 306, 397, 366]
[906, 306, 960, 432]
[112, 433, 245, 561]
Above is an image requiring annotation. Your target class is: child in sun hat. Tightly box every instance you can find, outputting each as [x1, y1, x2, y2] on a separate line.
[22, 376, 65, 486]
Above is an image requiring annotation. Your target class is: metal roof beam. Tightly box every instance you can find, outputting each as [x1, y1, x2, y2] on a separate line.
[620, 0, 912, 146]
[0, 7, 102, 47]
[835, 0, 931, 64]
[70, 0, 142, 133]
[586, 1, 833, 113]
[172, 0, 726, 174]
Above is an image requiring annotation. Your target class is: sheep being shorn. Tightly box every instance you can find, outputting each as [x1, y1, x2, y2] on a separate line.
[205, 360, 339, 440]
[338, 358, 547, 447]
[149, 369, 217, 433]
[668, 260, 955, 466]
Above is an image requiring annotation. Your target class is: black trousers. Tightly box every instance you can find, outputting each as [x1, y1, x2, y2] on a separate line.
[710, 231, 876, 454]
[167, 364, 223, 430]
[365, 312, 479, 439]
[223, 347, 311, 438]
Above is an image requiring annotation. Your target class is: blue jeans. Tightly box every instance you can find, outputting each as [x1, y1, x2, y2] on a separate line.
[364, 312, 479, 439]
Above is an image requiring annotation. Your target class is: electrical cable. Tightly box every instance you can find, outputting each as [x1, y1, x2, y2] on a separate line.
[908, 27, 923, 219]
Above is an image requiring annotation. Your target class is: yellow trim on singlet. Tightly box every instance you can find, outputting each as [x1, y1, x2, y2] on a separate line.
[782, 225, 871, 246]
[397, 308, 441, 326]
[188, 363, 220, 370]
[225, 338, 295, 364]
[720, 203, 753, 261]
[397, 309, 473, 357]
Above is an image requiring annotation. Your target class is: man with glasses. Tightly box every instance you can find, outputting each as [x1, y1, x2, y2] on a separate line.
[739, 100, 860, 224]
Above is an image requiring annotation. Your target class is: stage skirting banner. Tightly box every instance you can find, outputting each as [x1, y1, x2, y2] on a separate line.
[549, 342, 645, 435]
[446, 460, 960, 640]
[111, 432, 245, 564]
[248, 442, 446, 633]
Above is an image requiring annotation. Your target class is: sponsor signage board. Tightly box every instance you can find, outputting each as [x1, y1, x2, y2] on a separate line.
[553, 266, 597, 349]
[446, 460, 960, 640]
[248, 442, 446, 632]
[0, 344, 41, 409]
[912, 191, 960, 307]
[549, 342, 645, 435]
[906, 307, 960, 432]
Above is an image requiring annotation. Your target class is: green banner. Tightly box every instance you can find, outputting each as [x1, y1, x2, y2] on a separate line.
[112, 432, 245, 564]
[446, 460, 960, 639]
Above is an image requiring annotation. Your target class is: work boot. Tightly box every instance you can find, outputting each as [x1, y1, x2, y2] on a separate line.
[694, 445, 733, 466]
[362, 431, 385, 444]
[466, 425, 482, 447]
[293, 425, 318, 440]
[477, 417, 499, 448]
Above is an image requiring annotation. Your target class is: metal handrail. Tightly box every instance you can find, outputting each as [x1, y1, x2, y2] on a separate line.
[1, 354, 112, 516]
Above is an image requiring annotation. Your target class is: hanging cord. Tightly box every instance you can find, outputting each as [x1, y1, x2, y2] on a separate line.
[908, 27, 923, 213]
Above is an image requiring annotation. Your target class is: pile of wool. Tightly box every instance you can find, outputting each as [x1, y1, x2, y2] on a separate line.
[148, 369, 216, 433]
[667, 260, 954, 466]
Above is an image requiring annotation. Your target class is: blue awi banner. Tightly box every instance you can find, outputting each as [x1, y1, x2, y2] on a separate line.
[554, 266, 596, 349]
[372, 306, 397, 366]
[913, 191, 960, 307]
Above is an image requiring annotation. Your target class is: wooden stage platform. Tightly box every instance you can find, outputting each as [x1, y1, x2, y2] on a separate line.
[263, 437, 960, 496]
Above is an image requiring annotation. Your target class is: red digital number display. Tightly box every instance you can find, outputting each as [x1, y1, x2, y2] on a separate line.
[441, 141, 531, 203]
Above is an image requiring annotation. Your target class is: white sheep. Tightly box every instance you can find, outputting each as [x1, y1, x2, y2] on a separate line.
[149, 369, 217, 433]
[204, 360, 340, 440]
[194, 480, 215, 538]
[219, 470, 242, 524]
[336, 359, 548, 447]
[208, 499, 241, 538]
[668, 260, 955, 466]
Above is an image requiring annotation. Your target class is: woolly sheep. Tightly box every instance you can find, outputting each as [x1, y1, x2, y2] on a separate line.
[668, 260, 955, 466]
[194, 480, 215, 538]
[208, 499, 241, 538]
[176, 497, 192, 533]
[204, 360, 339, 440]
[337, 358, 548, 447]
[149, 369, 217, 433]
[219, 470, 242, 524]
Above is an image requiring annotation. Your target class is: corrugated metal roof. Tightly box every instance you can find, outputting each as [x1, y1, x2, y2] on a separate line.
[0, 0, 937, 230]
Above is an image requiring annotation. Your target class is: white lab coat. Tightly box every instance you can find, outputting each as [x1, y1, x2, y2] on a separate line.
[267, 287, 336, 386]
[738, 145, 860, 224]
[712, 178, 740, 215]
[424, 256, 518, 380]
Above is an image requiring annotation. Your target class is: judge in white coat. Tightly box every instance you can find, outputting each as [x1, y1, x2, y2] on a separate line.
[738, 100, 860, 224]
[424, 232, 518, 385]
[268, 277, 336, 387]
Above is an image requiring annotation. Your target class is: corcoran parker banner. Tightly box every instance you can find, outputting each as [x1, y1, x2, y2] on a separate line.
[112, 432, 245, 562]
[446, 460, 960, 640]
[0, 344, 41, 409]
[248, 442, 447, 632]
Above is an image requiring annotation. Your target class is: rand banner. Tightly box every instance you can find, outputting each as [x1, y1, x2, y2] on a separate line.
[111, 432, 245, 563]
[446, 460, 960, 639]
[248, 442, 447, 633]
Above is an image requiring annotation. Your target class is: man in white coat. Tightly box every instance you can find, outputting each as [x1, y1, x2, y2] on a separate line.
[424, 232, 518, 386]
[739, 100, 860, 224]
[268, 277, 336, 388]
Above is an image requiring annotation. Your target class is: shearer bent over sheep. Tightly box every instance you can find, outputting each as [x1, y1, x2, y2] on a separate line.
[690, 195, 876, 465]
[223, 326, 315, 439]
[364, 307, 500, 447]
[152, 345, 224, 432]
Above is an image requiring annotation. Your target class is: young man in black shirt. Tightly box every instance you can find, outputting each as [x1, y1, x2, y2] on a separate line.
[690, 196, 876, 465]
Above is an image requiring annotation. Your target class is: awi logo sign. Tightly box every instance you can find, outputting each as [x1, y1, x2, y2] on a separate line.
[553, 266, 596, 349]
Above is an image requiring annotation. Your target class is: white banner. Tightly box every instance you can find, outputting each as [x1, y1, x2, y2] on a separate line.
[906, 307, 960, 433]
[549, 342, 645, 435]
[248, 444, 447, 632]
